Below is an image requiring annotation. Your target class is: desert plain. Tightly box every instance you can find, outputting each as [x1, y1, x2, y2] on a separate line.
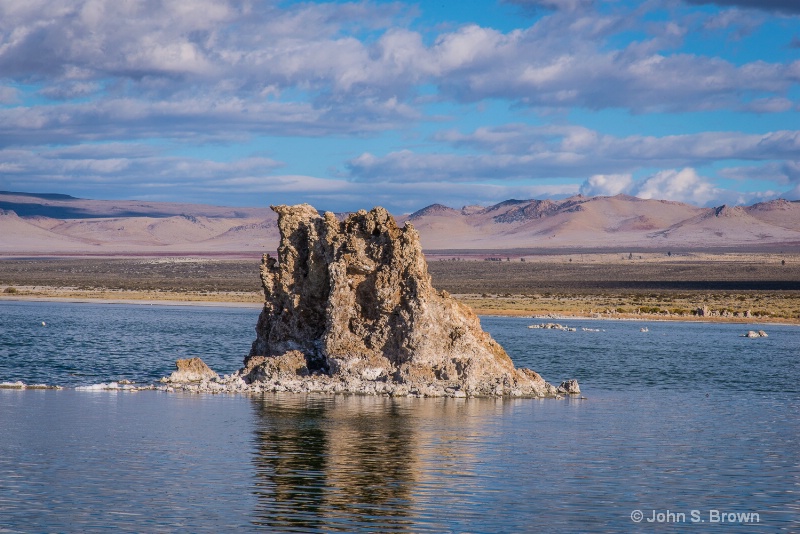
[1, 252, 798, 324]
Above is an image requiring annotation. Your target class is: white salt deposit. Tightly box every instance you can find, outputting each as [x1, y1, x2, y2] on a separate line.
[0, 381, 56, 389]
[75, 382, 137, 391]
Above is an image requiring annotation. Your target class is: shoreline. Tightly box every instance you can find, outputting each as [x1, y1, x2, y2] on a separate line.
[1, 294, 263, 308]
[3, 290, 798, 325]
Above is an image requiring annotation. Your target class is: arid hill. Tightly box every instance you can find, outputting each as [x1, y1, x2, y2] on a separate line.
[1, 191, 799, 255]
[402, 195, 800, 250]
[0, 192, 279, 255]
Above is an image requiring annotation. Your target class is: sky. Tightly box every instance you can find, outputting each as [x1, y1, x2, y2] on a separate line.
[0, 0, 799, 213]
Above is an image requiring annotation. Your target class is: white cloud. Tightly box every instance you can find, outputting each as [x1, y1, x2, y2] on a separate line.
[0, 0, 796, 117]
[579, 174, 633, 196]
[631, 168, 719, 205]
[357, 125, 800, 184]
[578, 167, 779, 207]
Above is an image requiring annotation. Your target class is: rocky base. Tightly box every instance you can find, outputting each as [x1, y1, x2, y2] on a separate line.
[157, 358, 566, 398]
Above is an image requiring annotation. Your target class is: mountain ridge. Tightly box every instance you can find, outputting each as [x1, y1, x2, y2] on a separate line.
[1, 191, 799, 254]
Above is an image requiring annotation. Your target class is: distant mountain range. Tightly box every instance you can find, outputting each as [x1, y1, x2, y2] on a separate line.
[1, 191, 799, 255]
[403, 195, 800, 251]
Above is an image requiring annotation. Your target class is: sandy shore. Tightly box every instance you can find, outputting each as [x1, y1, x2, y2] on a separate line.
[1, 294, 263, 308]
[0, 283, 263, 306]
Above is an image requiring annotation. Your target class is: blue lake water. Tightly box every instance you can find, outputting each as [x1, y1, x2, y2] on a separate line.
[0, 300, 798, 532]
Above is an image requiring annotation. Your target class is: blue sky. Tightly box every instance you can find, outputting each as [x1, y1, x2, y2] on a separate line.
[0, 0, 798, 213]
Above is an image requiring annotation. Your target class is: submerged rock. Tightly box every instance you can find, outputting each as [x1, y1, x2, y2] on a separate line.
[529, 323, 576, 331]
[240, 204, 565, 398]
[741, 330, 768, 338]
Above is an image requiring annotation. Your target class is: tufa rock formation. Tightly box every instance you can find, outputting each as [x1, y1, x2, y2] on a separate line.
[166, 357, 220, 382]
[741, 330, 768, 338]
[557, 379, 581, 394]
[242, 204, 562, 397]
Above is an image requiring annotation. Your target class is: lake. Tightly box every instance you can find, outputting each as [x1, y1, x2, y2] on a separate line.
[1, 300, 798, 532]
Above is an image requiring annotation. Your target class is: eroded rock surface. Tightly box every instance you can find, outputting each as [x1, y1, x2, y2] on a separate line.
[240, 204, 561, 397]
[166, 357, 219, 382]
[558, 379, 581, 394]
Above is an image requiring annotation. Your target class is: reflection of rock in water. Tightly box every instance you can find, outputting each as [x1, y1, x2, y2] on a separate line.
[248, 394, 531, 530]
[251, 395, 330, 531]
[250, 394, 416, 531]
[243, 204, 562, 398]
[323, 401, 416, 527]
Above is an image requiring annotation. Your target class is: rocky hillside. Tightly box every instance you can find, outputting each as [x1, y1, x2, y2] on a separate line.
[1, 191, 798, 254]
[403, 195, 800, 250]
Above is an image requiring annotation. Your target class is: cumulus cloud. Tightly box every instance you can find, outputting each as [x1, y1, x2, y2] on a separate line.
[579, 174, 634, 196]
[421, 19, 795, 112]
[578, 168, 777, 206]
[630, 168, 719, 205]
[0, 0, 796, 118]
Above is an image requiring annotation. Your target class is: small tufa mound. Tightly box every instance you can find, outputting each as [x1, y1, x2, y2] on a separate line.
[167, 357, 219, 383]
[243, 204, 565, 398]
[557, 379, 581, 394]
[741, 330, 768, 338]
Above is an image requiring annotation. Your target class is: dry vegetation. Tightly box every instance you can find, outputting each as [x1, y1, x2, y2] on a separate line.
[0, 258, 264, 303]
[428, 252, 800, 323]
[1, 253, 799, 322]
